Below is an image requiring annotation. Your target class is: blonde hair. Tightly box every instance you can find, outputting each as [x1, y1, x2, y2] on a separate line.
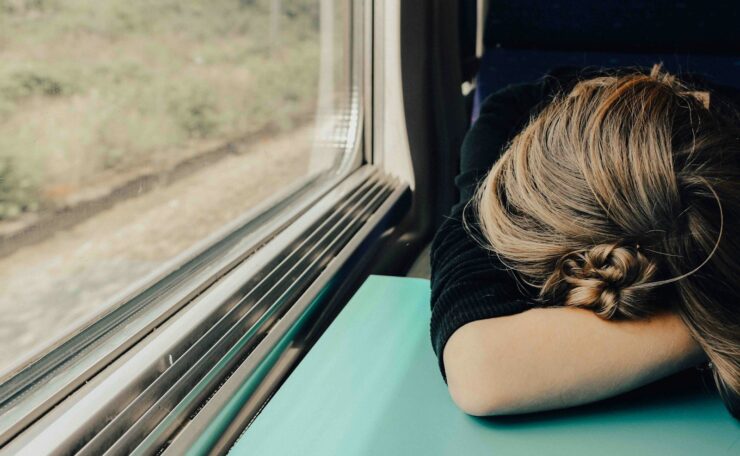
[473, 65, 740, 416]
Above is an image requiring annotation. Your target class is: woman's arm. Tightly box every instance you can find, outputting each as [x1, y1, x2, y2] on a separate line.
[443, 306, 707, 416]
[430, 78, 557, 379]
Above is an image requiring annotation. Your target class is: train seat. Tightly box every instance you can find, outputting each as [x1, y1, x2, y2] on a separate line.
[473, 1, 740, 120]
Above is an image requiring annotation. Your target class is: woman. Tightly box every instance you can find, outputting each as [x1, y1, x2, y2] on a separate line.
[430, 65, 740, 418]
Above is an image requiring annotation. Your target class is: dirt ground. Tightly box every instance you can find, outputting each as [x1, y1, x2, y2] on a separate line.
[0, 125, 312, 374]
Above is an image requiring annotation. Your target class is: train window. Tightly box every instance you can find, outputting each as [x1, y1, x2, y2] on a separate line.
[0, 1, 413, 452]
[0, 0, 358, 375]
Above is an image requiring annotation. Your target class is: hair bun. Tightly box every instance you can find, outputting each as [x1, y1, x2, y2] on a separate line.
[542, 244, 658, 319]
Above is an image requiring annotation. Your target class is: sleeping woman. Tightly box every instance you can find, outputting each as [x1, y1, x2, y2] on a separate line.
[430, 64, 740, 418]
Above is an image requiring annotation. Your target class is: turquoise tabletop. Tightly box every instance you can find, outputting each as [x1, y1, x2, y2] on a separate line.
[229, 275, 739, 455]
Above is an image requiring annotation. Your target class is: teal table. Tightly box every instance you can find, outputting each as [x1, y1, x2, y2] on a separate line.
[229, 275, 739, 455]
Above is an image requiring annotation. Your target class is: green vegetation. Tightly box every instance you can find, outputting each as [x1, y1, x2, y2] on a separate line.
[0, 0, 320, 219]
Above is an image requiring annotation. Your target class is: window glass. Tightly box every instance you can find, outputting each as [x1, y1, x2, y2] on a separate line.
[0, 0, 359, 373]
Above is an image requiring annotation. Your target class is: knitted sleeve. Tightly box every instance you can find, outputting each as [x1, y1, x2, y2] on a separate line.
[429, 76, 561, 381]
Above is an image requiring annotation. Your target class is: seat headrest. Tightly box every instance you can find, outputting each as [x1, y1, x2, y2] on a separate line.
[485, 1, 740, 55]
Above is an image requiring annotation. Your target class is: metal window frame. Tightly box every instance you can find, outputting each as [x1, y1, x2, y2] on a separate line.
[4, 167, 409, 455]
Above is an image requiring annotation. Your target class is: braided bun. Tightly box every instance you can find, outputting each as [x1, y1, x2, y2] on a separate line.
[541, 244, 658, 320]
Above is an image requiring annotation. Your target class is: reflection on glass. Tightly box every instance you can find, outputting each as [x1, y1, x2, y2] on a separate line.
[0, 0, 356, 374]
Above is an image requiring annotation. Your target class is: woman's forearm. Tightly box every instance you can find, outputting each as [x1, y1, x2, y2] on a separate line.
[442, 306, 707, 416]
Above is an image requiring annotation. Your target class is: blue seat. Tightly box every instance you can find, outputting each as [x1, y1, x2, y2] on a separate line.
[474, 1, 740, 120]
[474, 50, 740, 121]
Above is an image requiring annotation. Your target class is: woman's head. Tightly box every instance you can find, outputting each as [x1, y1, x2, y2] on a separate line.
[473, 65, 740, 416]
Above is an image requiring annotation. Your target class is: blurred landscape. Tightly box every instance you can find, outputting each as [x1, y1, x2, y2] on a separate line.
[0, 0, 319, 220]
[0, 0, 332, 373]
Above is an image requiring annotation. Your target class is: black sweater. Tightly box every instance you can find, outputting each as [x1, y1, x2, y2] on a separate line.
[429, 77, 548, 381]
[428, 66, 740, 381]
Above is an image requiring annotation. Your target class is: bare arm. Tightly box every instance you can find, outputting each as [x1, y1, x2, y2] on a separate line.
[443, 306, 707, 416]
